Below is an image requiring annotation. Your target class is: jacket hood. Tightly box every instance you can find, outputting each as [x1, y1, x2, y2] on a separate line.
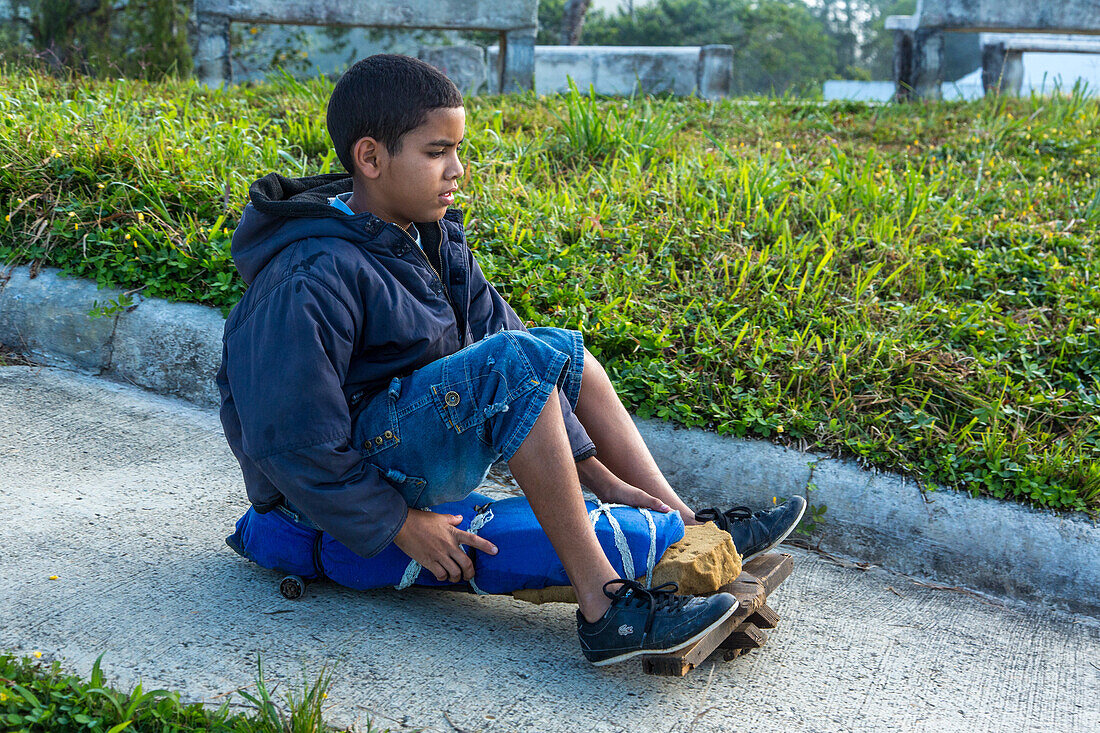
[231, 172, 391, 284]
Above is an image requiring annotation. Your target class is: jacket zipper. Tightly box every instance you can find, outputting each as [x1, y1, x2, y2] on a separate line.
[397, 222, 464, 342]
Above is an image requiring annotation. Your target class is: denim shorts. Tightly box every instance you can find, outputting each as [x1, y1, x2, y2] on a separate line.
[350, 327, 586, 509]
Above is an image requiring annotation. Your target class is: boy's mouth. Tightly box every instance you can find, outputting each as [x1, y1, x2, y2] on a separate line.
[439, 188, 457, 205]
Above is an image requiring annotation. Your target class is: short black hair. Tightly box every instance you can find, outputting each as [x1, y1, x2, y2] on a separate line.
[326, 54, 463, 175]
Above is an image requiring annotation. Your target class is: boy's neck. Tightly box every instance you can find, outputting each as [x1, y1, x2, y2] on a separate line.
[346, 183, 413, 232]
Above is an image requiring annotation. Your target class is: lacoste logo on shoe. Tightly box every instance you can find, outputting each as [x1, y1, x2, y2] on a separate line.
[617, 624, 634, 636]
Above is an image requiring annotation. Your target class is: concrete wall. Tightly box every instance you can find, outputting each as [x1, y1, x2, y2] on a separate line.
[194, 0, 537, 90]
[195, 0, 537, 32]
[912, 0, 1100, 34]
[484, 45, 733, 97]
[890, 1, 1100, 100]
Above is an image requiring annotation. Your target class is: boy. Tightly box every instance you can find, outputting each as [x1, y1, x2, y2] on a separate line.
[217, 54, 805, 665]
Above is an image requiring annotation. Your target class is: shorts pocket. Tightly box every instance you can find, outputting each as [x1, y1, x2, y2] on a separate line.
[353, 385, 401, 459]
[379, 466, 430, 508]
[430, 334, 541, 434]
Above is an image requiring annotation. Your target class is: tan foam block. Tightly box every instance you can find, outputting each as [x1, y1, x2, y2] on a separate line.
[512, 585, 577, 605]
[650, 522, 742, 595]
[511, 523, 741, 604]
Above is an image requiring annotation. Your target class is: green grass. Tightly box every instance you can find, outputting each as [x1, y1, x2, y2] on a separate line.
[1, 67, 1098, 514]
[0, 652, 368, 732]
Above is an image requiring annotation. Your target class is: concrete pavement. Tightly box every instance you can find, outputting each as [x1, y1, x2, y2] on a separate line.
[1, 365, 1098, 732]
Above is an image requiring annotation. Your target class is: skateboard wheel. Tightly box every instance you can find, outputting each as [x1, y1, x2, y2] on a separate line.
[279, 575, 306, 600]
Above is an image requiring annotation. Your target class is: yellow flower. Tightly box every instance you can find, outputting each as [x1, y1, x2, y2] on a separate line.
[49, 575, 59, 580]
[74, 223, 79, 231]
[250, 26, 259, 34]
[777, 425, 784, 433]
[97, 183, 105, 189]
[4, 214, 9, 222]
[33, 651, 42, 658]
[67, 211, 75, 217]
[125, 233, 131, 240]
[772, 496, 777, 504]
[137, 212, 145, 222]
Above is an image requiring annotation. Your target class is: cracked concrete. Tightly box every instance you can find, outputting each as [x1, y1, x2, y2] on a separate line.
[2, 365, 1098, 732]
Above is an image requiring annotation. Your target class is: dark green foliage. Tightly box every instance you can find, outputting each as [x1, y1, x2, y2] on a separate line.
[0, 652, 358, 732]
[1, 70, 1098, 515]
[0, 0, 191, 81]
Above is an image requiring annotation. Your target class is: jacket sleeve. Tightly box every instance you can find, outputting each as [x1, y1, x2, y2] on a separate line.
[225, 272, 408, 558]
[465, 249, 597, 462]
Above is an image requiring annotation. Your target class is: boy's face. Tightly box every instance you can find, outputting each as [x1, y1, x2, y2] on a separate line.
[353, 106, 465, 229]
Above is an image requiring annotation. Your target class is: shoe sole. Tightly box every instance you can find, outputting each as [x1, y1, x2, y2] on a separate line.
[587, 598, 741, 667]
[741, 496, 807, 564]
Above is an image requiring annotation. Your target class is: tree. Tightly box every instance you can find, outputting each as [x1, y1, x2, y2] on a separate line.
[731, 0, 839, 94]
[562, 0, 593, 45]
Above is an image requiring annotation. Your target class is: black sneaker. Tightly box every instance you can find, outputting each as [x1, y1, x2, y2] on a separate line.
[695, 495, 807, 562]
[576, 580, 738, 666]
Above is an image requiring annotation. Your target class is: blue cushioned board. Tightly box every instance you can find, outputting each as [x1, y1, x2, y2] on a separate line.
[226, 492, 686, 594]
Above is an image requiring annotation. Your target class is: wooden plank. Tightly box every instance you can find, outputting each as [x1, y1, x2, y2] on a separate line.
[642, 554, 794, 676]
[747, 603, 780, 630]
[742, 553, 793, 596]
[721, 573, 767, 615]
[720, 622, 768, 650]
[641, 607, 747, 676]
[641, 574, 765, 676]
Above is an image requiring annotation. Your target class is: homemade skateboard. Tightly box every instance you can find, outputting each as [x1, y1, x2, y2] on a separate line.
[640, 552, 794, 676]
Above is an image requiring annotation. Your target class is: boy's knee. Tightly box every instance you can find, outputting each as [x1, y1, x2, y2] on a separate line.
[485, 329, 557, 363]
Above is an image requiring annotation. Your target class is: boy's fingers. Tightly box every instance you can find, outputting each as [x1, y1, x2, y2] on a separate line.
[452, 549, 475, 581]
[438, 557, 463, 583]
[447, 514, 463, 525]
[631, 488, 672, 512]
[456, 530, 498, 556]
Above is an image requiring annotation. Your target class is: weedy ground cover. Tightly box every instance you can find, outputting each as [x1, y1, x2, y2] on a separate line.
[0, 652, 364, 732]
[1, 68, 1097, 514]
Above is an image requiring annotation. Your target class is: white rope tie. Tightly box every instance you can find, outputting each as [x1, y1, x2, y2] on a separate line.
[395, 556, 421, 590]
[588, 501, 659, 587]
[394, 507, 432, 590]
[465, 505, 495, 595]
[640, 508, 657, 589]
[588, 502, 636, 581]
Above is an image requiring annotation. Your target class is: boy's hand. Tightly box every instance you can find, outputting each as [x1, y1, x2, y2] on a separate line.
[577, 457, 673, 513]
[592, 483, 673, 513]
[393, 509, 498, 583]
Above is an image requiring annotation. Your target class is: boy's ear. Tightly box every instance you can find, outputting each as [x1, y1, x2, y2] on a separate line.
[351, 136, 386, 180]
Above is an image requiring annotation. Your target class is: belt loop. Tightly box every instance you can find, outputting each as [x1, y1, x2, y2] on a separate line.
[388, 376, 402, 401]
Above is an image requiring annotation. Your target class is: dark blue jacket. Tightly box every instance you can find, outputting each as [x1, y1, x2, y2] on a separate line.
[217, 173, 596, 559]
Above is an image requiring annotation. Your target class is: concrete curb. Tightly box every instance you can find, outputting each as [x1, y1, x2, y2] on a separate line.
[2, 264, 1097, 616]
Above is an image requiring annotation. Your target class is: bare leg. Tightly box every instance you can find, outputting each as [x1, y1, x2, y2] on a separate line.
[508, 386, 619, 623]
[572, 349, 701, 526]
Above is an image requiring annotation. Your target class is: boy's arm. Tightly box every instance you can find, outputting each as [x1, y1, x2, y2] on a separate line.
[225, 273, 408, 558]
[465, 249, 596, 462]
